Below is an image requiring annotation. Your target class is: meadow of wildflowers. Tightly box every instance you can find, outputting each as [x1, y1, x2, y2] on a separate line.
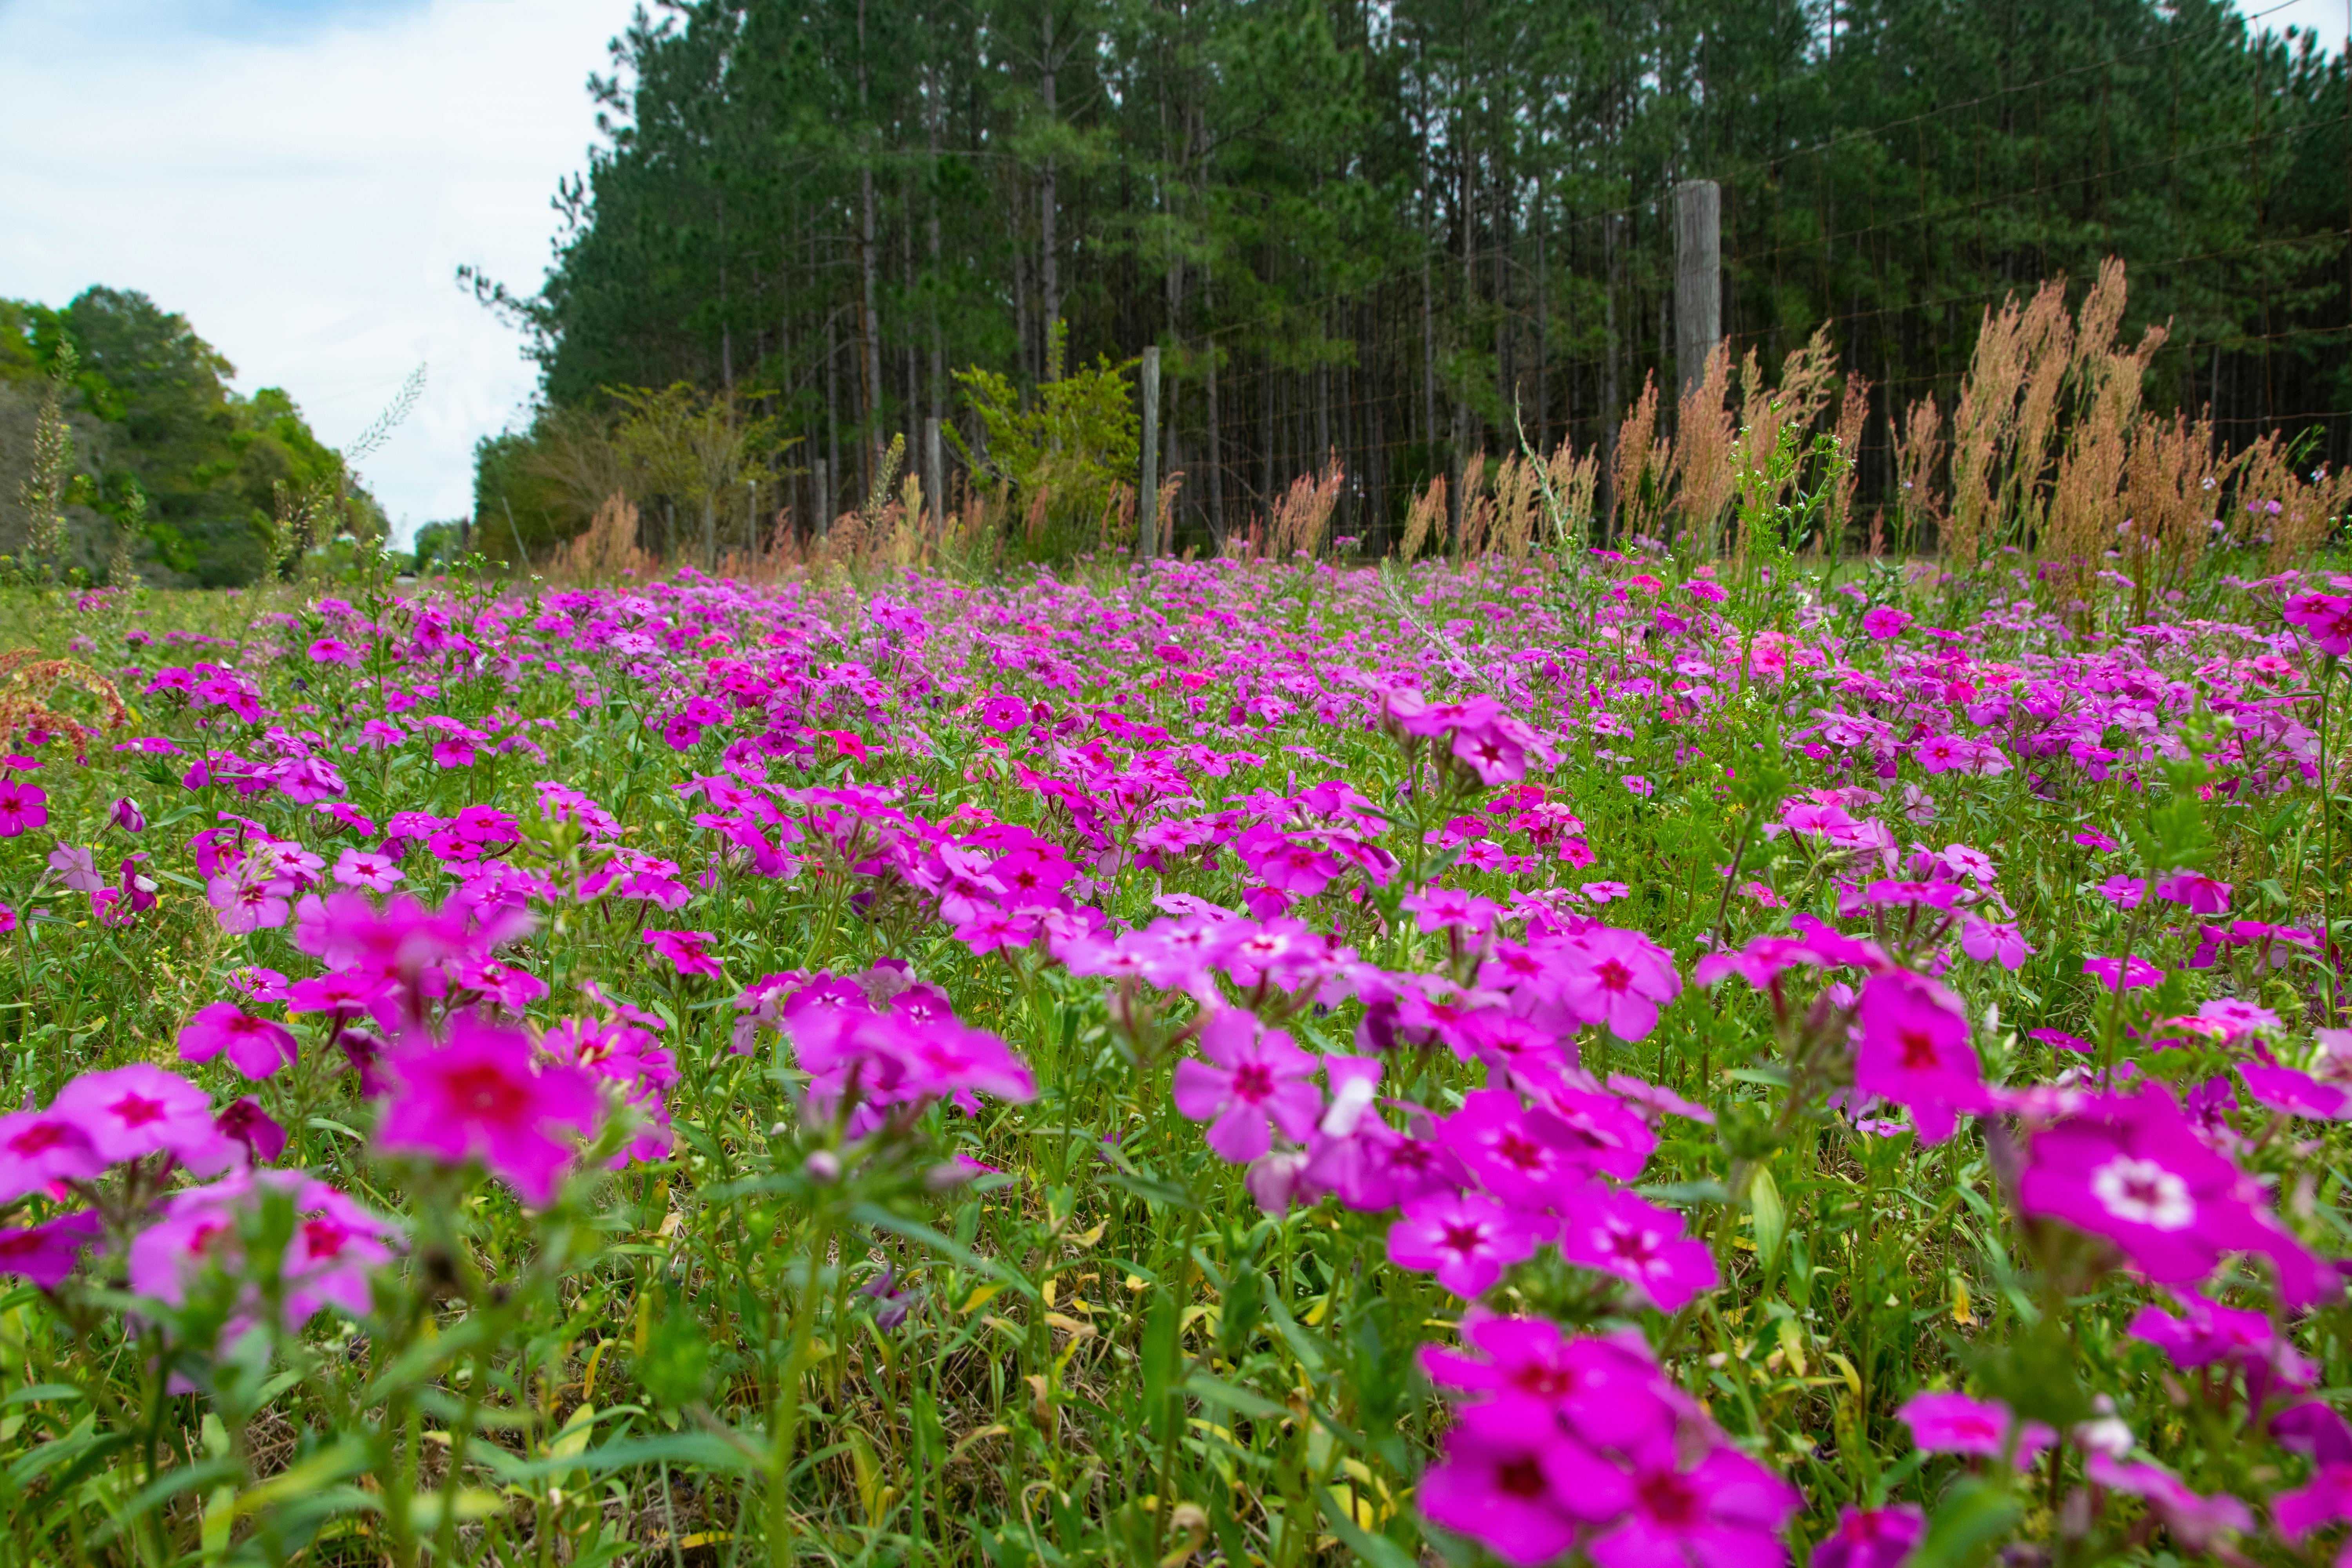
[0, 539, 2346, 1568]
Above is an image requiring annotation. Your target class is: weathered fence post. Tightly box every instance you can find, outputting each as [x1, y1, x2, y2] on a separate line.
[924, 416, 944, 542]
[1137, 345, 1161, 559]
[1675, 179, 1722, 400]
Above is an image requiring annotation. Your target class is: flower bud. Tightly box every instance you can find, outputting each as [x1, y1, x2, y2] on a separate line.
[110, 797, 145, 833]
[803, 1149, 841, 1185]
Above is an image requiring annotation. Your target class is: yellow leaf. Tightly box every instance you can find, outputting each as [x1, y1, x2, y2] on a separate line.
[1042, 1276, 1059, 1308]
[1044, 1312, 1096, 1339]
[549, 1403, 596, 1463]
[1951, 1276, 1976, 1326]
[1775, 1320, 1808, 1379]
[960, 1281, 1004, 1314]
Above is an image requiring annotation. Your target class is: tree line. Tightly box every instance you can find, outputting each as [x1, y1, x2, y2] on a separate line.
[2, 289, 375, 587]
[472, 0, 2348, 557]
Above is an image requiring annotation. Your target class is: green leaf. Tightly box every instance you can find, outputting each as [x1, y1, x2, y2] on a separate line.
[1909, 1479, 2021, 1568]
[1181, 1374, 1286, 1423]
[1313, 1485, 1417, 1568]
[1749, 1166, 1788, 1267]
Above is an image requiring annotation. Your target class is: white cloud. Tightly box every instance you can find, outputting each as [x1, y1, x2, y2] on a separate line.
[0, 0, 639, 545]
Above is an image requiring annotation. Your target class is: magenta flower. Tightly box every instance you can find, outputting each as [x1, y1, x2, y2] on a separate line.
[1441, 1088, 1590, 1207]
[208, 868, 293, 935]
[2283, 591, 2352, 656]
[2273, 1462, 2352, 1541]
[377, 1013, 603, 1205]
[644, 928, 724, 978]
[178, 1002, 299, 1081]
[1585, 1434, 1802, 1568]
[2082, 954, 2163, 992]
[216, 1096, 289, 1165]
[1557, 1185, 1719, 1311]
[109, 796, 145, 833]
[1388, 1190, 1544, 1297]
[2240, 1062, 2352, 1120]
[1861, 605, 1912, 640]
[2096, 875, 2147, 910]
[1852, 970, 1985, 1144]
[1556, 926, 1682, 1042]
[1171, 1009, 1321, 1163]
[0, 1210, 101, 1289]
[1421, 1318, 1672, 1450]
[1417, 1401, 1628, 1565]
[1811, 1505, 1925, 1568]
[2017, 1084, 2325, 1301]
[53, 1064, 236, 1173]
[2083, 1455, 2249, 1551]
[0, 779, 48, 837]
[0, 1111, 106, 1201]
[1959, 917, 2034, 970]
[46, 844, 102, 894]
[1897, 1391, 2055, 1468]
[332, 848, 403, 892]
[2152, 870, 2230, 915]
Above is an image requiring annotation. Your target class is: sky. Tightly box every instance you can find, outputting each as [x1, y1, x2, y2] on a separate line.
[0, 0, 641, 546]
[0, 0, 2344, 547]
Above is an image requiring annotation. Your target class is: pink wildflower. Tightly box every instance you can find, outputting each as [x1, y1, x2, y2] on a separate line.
[377, 1013, 603, 1205]
[1388, 1190, 1544, 1297]
[1171, 1009, 1321, 1163]
[644, 929, 724, 978]
[1897, 1391, 2055, 1468]
[177, 1002, 299, 1080]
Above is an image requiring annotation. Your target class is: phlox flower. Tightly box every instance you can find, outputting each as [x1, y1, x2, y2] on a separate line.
[2083, 954, 2163, 992]
[1441, 1088, 1589, 1207]
[1959, 917, 2034, 970]
[2129, 1290, 2312, 1391]
[2273, 1463, 2352, 1543]
[2017, 1084, 2327, 1304]
[644, 929, 724, 978]
[0, 778, 48, 837]
[177, 1002, 299, 1080]
[1861, 605, 1912, 639]
[1897, 1391, 2054, 1469]
[333, 848, 403, 892]
[46, 844, 102, 894]
[0, 1211, 102, 1289]
[129, 1168, 399, 1325]
[377, 1013, 603, 1205]
[215, 1097, 288, 1165]
[2239, 1062, 2352, 1120]
[2096, 876, 2147, 910]
[54, 1064, 237, 1174]
[2282, 590, 2352, 656]
[1811, 1505, 1925, 1568]
[0, 1107, 105, 1201]
[1852, 970, 1986, 1144]
[209, 867, 293, 934]
[1171, 1009, 1321, 1163]
[1555, 1184, 1718, 1310]
[2083, 1455, 2249, 1552]
[1420, 1318, 1670, 1449]
[1416, 1401, 1630, 1565]
[1401, 885, 1501, 937]
[2153, 870, 2230, 914]
[1554, 926, 1681, 1041]
[1584, 1434, 1801, 1568]
[1387, 1190, 1544, 1297]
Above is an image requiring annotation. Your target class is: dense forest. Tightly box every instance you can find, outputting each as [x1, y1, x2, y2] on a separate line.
[468, 0, 2352, 556]
[1, 290, 367, 587]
